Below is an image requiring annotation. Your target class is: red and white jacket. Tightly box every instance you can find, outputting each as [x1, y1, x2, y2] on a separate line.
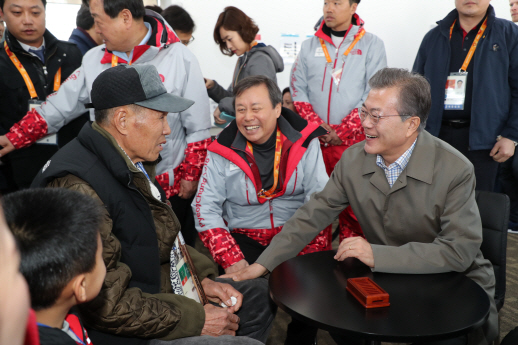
[6, 10, 211, 197]
[192, 109, 332, 268]
[290, 14, 387, 147]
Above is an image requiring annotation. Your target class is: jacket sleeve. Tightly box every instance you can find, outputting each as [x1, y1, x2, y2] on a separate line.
[192, 151, 245, 268]
[207, 80, 233, 104]
[358, 35, 387, 108]
[297, 139, 332, 254]
[333, 108, 365, 146]
[501, 29, 518, 142]
[371, 162, 483, 274]
[412, 32, 429, 76]
[177, 47, 211, 146]
[291, 45, 324, 125]
[257, 152, 350, 271]
[5, 65, 90, 148]
[48, 175, 206, 340]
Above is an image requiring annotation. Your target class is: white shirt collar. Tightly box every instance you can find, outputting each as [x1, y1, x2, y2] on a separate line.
[17, 38, 45, 54]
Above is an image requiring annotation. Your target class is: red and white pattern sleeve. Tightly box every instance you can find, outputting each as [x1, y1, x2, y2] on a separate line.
[178, 138, 211, 182]
[294, 101, 324, 126]
[333, 108, 365, 147]
[198, 228, 245, 269]
[5, 109, 48, 149]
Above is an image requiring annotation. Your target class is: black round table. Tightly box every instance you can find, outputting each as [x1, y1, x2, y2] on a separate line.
[269, 251, 490, 343]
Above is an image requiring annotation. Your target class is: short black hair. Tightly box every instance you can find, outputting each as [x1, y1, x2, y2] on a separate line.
[144, 5, 162, 14]
[161, 5, 195, 33]
[350, 0, 361, 4]
[82, 0, 145, 20]
[1, 0, 46, 9]
[234, 75, 282, 109]
[282, 87, 291, 96]
[76, 4, 94, 30]
[3, 188, 103, 311]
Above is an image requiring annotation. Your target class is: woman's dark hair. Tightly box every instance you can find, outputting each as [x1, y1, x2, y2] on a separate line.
[213, 6, 259, 56]
[162, 5, 195, 33]
[282, 87, 291, 97]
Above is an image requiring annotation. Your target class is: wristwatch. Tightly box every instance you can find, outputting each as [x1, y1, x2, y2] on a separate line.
[497, 135, 518, 146]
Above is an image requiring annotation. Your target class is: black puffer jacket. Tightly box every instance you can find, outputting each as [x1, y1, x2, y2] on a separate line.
[0, 29, 87, 190]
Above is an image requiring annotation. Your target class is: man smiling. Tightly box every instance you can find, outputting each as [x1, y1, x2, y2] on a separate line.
[0, 0, 211, 246]
[225, 68, 497, 345]
[32, 65, 274, 345]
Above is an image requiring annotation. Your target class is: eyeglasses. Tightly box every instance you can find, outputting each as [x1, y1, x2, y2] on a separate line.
[181, 36, 195, 46]
[358, 107, 409, 126]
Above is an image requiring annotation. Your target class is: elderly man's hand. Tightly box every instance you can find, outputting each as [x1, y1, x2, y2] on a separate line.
[334, 236, 374, 268]
[205, 78, 215, 89]
[219, 263, 268, 281]
[490, 137, 516, 163]
[0, 136, 15, 157]
[178, 179, 198, 199]
[201, 304, 240, 337]
[201, 278, 243, 311]
[224, 259, 249, 275]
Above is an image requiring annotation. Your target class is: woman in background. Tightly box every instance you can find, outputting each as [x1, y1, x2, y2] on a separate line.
[205, 6, 284, 125]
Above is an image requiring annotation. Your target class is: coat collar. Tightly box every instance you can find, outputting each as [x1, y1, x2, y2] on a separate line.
[362, 131, 436, 195]
[437, 4, 495, 38]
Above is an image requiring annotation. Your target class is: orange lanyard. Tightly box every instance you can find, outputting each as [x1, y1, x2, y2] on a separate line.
[449, 18, 487, 72]
[319, 28, 366, 65]
[4, 41, 61, 99]
[246, 126, 282, 199]
[111, 54, 132, 67]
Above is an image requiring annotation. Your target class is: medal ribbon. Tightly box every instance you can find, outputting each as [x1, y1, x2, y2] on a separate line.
[319, 28, 366, 64]
[4, 41, 62, 98]
[449, 17, 488, 72]
[111, 54, 132, 67]
[246, 126, 282, 199]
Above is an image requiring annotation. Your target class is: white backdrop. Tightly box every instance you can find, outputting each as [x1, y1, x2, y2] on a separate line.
[46, 0, 514, 91]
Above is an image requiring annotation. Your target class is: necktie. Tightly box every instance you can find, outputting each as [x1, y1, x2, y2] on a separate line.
[29, 47, 45, 63]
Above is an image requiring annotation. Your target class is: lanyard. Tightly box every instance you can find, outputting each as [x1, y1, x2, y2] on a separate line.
[246, 126, 282, 199]
[319, 28, 366, 65]
[449, 17, 488, 72]
[4, 41, 61, 99]
[111, 54, 132, 67]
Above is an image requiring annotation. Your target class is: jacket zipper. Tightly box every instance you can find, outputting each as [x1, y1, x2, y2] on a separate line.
[327, 37, 345, 124]
[269, 199, 274, 230]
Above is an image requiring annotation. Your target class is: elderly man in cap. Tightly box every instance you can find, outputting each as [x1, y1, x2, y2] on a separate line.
[224, 68, 497, 345]
[32, 64, 274, 345]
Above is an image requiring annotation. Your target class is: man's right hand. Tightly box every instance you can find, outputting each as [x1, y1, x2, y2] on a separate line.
[201, 303, 240, 337]
[224, 259, 249, 275]
[0, 136, 15, 157]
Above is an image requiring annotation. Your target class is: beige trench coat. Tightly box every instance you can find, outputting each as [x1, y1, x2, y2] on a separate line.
[257, 130, 497, 345]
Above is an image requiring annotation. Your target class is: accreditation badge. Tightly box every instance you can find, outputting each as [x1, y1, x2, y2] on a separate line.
[444, 73, 467, 110]
[29, 100, 58, 146]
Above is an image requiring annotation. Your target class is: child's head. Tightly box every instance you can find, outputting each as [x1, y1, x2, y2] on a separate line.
[3, 188, 106, 311]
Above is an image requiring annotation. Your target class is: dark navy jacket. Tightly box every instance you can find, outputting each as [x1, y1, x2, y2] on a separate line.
[413, 5, 518, 150]
[68, 28, 97, 56]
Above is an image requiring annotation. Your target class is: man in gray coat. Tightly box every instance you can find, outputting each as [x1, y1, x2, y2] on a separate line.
[224, 68, 497, 345]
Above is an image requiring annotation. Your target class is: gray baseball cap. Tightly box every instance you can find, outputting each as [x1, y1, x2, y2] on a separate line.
[89, 64, 194, 113]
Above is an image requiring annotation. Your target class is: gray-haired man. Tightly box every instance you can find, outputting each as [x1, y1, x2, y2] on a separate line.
[225, 68, 497, 345]
[32, 64, 274, 345]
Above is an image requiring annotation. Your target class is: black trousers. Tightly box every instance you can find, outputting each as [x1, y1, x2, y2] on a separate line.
[231, 233, 318, 345]
[168, 194, 197, 247]
[499, 154, 518, 226]
[438, 125, 499, 192]
[330, 333, 467, 345]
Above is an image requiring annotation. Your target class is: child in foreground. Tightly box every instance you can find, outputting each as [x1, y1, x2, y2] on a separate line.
[4, 188, 106, 345]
